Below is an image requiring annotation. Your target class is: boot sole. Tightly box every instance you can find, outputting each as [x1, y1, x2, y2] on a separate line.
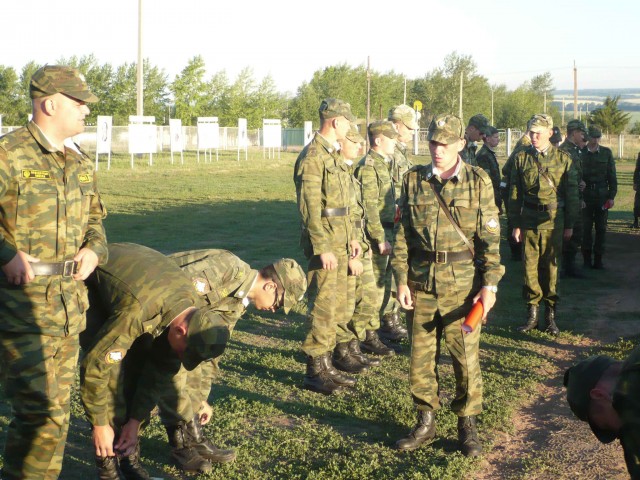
[302, 383, 346, 395]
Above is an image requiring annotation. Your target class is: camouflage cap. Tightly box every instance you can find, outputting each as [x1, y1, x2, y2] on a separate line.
[30, 65, 99, 103]
[368, 120, 398, 139]
[388, 104, 419, 130]
[550, 126, 563, 143]
[485, 125, 499, 136]
[467, 113, 490, 132]
[345, 123, 365, 144]
[563, 355, 618, 444]
[319, 98, 355, 122]
[182, 309, 230, 371]
[587, 125, 602, 138]
[529, 113, 553, 132]
[566, 119, 587, 133]
[272, 258, 307, 314]
[427, 114, 464, 145]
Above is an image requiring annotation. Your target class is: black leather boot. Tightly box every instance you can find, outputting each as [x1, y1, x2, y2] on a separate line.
[186, 415, 236, 463]
[360, 329, 395, 356]
[509, 241, 522, 261]
[518, 304, 539, 332]
[564, 252, 585, 278]
[544, 305, 559, 336]
[583, 250, 592, 268]
[320, 352, 357, 387]
[118, 441, 150, 480]
[633, 217, 639, 229]
[303, 354, 345, 395]
[395, 410, 436, 451]
[592, 254, 604, 269]
[166, 422, 212, 474]
[379, 312, 408, 341]
[95, 456, 121, 480]
[333, 342, 369, 374]
[348, 339, 380, 367]
[458, 416, 483, 457]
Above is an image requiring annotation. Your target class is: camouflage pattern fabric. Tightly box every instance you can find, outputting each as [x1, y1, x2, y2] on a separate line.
[612, 345, 640, 478]
[0, 121, 107, 479]
[581, 145, 617, 255]
[501, 135, 531, 254]
[391, 160, 504, 415]
[294, 133, 354, 356]
[460, 143, 478, 166]
[559, 140, 585, 256]
[389, 143, 413, 198]
[634, 153, 640, 217]
[508, 146, 579, 307]
[475, 144, 502, 210]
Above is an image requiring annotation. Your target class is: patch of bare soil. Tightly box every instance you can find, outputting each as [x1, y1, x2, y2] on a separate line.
[475, 232, 640, 480]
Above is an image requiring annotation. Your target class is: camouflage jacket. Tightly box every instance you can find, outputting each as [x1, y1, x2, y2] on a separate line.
[345, 161, 370, 255]
[390, 143, 413, 198]
[0, 121, 108, 336]
[634, 152, 640, 188]
[475, 144, 501, 209]
[508, 145, 579, 230]
[355, 150, 396, 245]
[612, 345, 640, 479]
[391, 159, 504, 292]
[169, 249, 258, 330]
[81, 243, 204, 426]
[500, 135, 531, 211]
[293, 132, 355, 257]
[581, 145, 617, 204]
[559, 139, 584, 200]
[460, 142, 478, 166]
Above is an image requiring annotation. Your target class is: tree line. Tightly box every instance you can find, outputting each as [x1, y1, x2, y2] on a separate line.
[0, 51, 630, 133]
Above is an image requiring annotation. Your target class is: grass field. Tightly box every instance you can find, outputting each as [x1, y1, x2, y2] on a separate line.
[0, 150, 638, 479]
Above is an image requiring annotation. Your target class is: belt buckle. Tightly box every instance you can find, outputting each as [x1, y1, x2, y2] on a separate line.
[63, 260, 76, 277]
[435, 251, 447, 264]
[538, 204, 546, 212]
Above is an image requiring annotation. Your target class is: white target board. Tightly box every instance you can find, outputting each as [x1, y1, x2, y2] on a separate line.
[96, 116, 112, 154]
[197, 117, 219, 149]
[128, 116, 157, 154]
[304, 121, 313, 145]
[169, 119, 184, 152]
[262, 119, 282, 148]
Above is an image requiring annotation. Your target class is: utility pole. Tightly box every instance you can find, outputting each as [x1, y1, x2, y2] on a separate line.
[136, 0, 143, 116]
[366, 56, 371, 149]
[562, 96, 565, 125]
[544, 92, 547, 113]
[459, 72, 463, 119]
[403, 77, 407, 105]
[573, 60, 578, 120]
[491, 87, 494, 125]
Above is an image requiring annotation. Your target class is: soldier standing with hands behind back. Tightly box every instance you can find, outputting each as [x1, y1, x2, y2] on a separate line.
[392, 114, 503, 457]
[0, 65, 108, 479]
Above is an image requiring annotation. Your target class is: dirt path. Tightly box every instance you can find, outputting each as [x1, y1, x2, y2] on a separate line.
[476, 231, 640, 480]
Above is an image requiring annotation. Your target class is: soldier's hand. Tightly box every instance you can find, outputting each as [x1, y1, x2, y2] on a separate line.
[563, 228, 573, 241]
[348, 258, 363, 276]
[198, 401, 213, 425]
[73, 247, 99, 280]
[378, 241, 392, 255]
[581, 200, 586, 209]
[397, 284, 414, 310]
[319, 252, 338, 270]
[350, 240, 362, 259]
[512, 228, 522, 243]
[93, 424, 116, 457]
[114, 419, 141, 457]
[1, 251, 38, 285]
[579, 180, 586, 192]
[474, 288, 497, 323]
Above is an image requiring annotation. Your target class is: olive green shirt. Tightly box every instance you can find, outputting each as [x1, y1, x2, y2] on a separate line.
[581, 145, 617, 205]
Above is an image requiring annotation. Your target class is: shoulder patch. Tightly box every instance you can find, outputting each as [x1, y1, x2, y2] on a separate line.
[485, 217, 500, 234]
[364, 156, 375, 167]
[78, 173, 92, 183]
[105, 348, 126, 364]
[192, 277, 210, 295]
[472, 165, 492, 185]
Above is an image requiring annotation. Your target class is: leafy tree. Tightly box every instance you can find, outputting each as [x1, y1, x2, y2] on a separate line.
[171, 56, 209, 125]
[628, 120, 640, 135]
[588, 96, 631, 135]
[0, 66, 22, 126]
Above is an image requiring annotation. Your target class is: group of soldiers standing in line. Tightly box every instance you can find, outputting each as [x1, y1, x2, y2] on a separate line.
[0, 64, 633, 479]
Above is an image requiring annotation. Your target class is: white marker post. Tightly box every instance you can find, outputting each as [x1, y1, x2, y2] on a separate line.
[95, 115, 113, 170]
[262, 119, 282, 159]
[237, 118, 248, 161]
[169, 118, 184, 165]
[197, 117, 219, 163]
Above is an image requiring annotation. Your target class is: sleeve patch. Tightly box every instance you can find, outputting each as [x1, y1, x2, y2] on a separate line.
[485, 217, 499, 234]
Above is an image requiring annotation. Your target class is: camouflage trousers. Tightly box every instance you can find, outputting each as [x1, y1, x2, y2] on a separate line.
[635, 190, 640, 217]
[343, 253, 379, 341]
[0, 332, 79, 480]
[371, 238, 400, 318]
[562, 207, 584, 256]
[408, 289, 483, 416]
[582, 202, 609, 255]
[522, 228, 562, 307]
[157, 360, 219, 426]
[303, 251, 351, 356]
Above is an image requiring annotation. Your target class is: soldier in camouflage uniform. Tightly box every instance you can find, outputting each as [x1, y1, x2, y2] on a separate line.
[564, 344, 640, 478]
[378, 105, 420, 342]
[475, 125, 502, 213]
[354, 121, 404, 355]
[293, 99, 363, 395]
[152, 249, 307, 471]
[508, 114, 579, 335]
[0, 65, 108, 480]
[338, 125, 393, 364]
[633, 152, 640, 228]
[460, 114, 490, 166]
[559, 119, 588, 278]
[80, 243, 242, 477]
[581, 126, 617, 269]
[392, 114, 504, 457]
[501, 125, 533, 261]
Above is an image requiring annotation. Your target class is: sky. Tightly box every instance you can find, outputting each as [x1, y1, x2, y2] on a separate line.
[4, 0, 640, 95]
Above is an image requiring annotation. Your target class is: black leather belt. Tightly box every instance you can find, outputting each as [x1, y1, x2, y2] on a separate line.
[524, 201, 562, 212]
[412, 250, 473, 264]
[381, 222, 396, 229]
[30, 260, 78, 277]
[321, 207, 348, 217]
[354, 220, 365, 229]
[587, 182, 606, 190]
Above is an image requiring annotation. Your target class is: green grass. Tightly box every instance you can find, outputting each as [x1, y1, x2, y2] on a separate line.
[0, 150, 638, 479]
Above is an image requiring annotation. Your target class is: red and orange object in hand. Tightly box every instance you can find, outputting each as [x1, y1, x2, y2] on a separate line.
[462, 300, 483, 334]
